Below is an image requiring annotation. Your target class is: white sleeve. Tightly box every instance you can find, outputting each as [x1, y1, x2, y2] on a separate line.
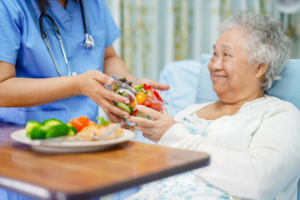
[158, 123, 206, 150]
[159, 109, 300, 199]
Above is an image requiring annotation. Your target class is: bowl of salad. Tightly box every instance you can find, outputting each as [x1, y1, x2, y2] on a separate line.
[110, 76, 167, 124]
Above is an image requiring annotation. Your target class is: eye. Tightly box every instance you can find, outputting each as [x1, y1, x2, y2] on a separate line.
[224, 53, 230, 57]
[213, 52, 217, 56]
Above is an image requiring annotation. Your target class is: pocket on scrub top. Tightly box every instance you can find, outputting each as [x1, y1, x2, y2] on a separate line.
[88, 23, 105, 51]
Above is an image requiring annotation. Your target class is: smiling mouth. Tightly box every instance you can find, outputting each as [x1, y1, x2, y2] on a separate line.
[213, 75, 227, 78]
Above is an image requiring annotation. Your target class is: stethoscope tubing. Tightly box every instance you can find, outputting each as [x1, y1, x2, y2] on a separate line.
[39, 0, 92, 77]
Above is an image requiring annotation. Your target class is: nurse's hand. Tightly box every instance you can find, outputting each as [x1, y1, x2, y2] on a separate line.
[78, 70, 131, 124]
[134, 78, 170, 91]
[128, 105, 177, 143]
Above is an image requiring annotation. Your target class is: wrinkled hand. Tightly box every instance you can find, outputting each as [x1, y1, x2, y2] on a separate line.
[134, 78, 170, 91]
[128, 105, 177, 143]
[78, 70, 130, 124]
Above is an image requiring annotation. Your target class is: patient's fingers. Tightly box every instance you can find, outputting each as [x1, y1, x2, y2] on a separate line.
[135, 105, 161, 120]
[129, 116, 154, 127]
[135, 125, 151, 135]
[122, 124, 135, 131]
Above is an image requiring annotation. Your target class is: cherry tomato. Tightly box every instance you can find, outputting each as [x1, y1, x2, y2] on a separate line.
[129, 101, 136, 109]
[69, 118, 84, 132]
[78, 116, 89, 126]
[136, 92, 146, 104]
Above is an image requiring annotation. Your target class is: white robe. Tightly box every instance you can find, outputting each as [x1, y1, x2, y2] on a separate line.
[156, 95, 300, 200]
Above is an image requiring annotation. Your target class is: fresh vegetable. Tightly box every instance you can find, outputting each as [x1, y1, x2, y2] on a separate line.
[133, 83, 144, 92]
[42, 119, 63, 130]
[143, 84, 163, 102]
[69, 118, 85, 132]
[143, 83, 151, 91]
[115, 89, 137, 111]
[124, 95, 134, 102]
[150, 88, 163, 101]
[136, 92, 146, 104]
[112, 84, 121, 92]
[131, 109, 139, 116]
[67, 123, 77, 136]
[96, 116, 110, 125]
[69, 117, 96, 132]
[151, 103, 163, 111]
[129, 101, 136, 109]
[116, 102, 133, 114]
[146, 90, 155, 99]
[118, 77, 132, 86]
[78, 116, 89, 126]
[142, 98, 153, 107]
[25, 117, 97, 140]
[26, 121, 46, 139]
[111, 76, 166, 121]
[45, 124, 69, 139]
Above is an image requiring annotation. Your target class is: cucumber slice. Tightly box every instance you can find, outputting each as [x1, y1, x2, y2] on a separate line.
[116, 102, 132, 114]
[128, 106, 133, 114]
[115, 89, 137, 112]
[121, 91, 129, 96]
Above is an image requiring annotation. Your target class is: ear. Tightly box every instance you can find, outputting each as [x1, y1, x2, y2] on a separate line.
[255, 63, 269, 79]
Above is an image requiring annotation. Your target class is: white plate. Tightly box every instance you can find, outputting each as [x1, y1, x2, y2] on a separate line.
[11, 129, 135, 154]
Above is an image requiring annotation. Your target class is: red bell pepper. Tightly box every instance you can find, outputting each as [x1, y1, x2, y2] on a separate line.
[150, 88, 163, 101]
[151, 103, 163, 111]
[142, 98, 154, 107]
[143, 84, 148, 91]
[131, 109, 139, 116]
[143, 84, 163, 102]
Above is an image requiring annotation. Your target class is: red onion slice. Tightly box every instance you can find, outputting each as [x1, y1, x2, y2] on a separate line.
[115, 89, 137, 111]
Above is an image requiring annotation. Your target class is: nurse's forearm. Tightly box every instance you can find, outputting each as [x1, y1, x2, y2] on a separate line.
[0, 76, 80, 107]
[103, 46, 136, 82]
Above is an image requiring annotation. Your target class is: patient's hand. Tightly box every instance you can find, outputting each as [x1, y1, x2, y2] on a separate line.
[134, 78, 170, 91]
[128, 105, 177, 143]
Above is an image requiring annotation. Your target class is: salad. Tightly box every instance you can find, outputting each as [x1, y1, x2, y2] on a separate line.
[110, 76, 167, 120]
[25, 116, 119, 140]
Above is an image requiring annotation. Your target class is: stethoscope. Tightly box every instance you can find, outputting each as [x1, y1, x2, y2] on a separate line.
[39, 0, 94, 76]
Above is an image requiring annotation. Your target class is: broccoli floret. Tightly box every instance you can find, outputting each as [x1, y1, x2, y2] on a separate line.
[66, 123, 77, 136]
[26, 121, 46, 139]
[42, 119, 63, 132]
[45, 124, 69, 139]
[42, 119, 63, 128]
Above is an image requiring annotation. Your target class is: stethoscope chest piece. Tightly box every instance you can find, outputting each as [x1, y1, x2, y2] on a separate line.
[84, 34, 94, 50]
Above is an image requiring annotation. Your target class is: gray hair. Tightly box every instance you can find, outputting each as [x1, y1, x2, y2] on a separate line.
[218, 11, 292, 91]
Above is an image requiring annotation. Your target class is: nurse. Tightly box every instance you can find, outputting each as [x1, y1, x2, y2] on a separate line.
[0, 0, 169, 125]
[0, 0, 168, 199]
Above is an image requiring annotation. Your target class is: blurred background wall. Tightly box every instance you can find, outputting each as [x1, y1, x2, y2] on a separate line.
[105, 0, 300, 81]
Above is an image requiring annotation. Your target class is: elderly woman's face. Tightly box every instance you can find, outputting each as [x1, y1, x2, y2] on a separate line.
[208, 27, 264, 103]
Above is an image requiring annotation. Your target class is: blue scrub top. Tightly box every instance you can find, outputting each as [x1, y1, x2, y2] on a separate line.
[0, 0, 121, 125]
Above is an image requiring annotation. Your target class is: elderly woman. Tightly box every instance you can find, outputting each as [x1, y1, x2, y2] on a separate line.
[126, 11, 300, 200]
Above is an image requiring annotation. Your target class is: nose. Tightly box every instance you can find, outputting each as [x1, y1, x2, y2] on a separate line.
[210, 56, 223, 71]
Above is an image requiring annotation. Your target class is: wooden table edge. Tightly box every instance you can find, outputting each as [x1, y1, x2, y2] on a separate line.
[0, 154, 210, 200]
